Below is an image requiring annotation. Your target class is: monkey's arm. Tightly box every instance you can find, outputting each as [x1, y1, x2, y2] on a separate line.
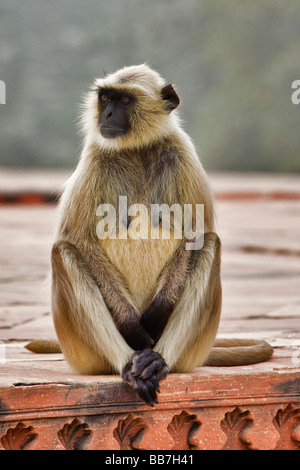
[67, 241, 153, 351]
[51, 240, 134, 374]
[141, 239, 191, 343]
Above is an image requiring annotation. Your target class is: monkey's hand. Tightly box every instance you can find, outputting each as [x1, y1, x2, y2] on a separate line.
[121, 349, 169, 407]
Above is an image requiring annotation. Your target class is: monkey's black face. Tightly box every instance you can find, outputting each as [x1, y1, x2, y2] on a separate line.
[98, 88, 135, 139]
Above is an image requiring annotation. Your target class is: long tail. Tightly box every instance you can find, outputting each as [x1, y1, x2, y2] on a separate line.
[26, 337, 273, 367]
[205, 338, 273, 366]
[25, 339, 62, 354]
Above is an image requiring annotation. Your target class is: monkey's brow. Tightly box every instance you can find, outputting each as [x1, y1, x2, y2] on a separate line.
[91, 85, 101, 93]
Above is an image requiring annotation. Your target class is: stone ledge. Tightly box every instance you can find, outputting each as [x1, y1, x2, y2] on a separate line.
[0, 348, 299, 450]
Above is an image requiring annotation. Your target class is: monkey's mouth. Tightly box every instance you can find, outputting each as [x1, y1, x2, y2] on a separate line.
[99, 126, 126, 139]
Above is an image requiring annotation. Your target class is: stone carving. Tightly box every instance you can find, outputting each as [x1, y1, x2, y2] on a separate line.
[0, 403, 300, 450]
[273, 403, 300, 450]
[0, 421, 37, 450]
[221, 407, 254, 450]
[58, 417, 93, 450]
[113, 413, 148, 450]
[167, 410, 201, 450]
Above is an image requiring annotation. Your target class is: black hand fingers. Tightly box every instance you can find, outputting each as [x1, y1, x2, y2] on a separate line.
[122, 361, 160, 406]
[151, 374, 160, 393]
[132, 350, 169, 381]
[135, 377, 158, 407]
[122, 352, 169, 406]
[138, 358, 165, 380]
[156, 364, 169, 382]
[121, 361, 134, 384]
[131, 348, 155, 376]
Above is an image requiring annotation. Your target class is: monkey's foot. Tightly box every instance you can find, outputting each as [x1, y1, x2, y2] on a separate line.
[121, 349, 169, 407]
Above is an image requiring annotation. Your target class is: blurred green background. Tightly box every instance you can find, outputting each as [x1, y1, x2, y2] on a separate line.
[0, 0, 299, 171]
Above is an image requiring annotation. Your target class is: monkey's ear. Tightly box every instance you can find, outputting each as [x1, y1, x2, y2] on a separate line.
[161, 84, 180, 112]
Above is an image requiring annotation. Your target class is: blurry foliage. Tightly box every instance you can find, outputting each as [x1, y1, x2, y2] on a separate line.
[0, 0, 299, 171]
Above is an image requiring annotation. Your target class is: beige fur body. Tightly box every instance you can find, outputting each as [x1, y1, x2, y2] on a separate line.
[101, 236, 181, 312]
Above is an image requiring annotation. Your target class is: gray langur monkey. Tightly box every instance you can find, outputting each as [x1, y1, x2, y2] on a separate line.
[27, 64, 273, 406]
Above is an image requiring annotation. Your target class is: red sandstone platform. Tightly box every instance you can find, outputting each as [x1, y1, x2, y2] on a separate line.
[0, 170, 300, 450]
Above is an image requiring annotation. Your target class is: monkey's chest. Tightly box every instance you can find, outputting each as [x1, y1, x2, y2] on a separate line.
[100, 226, 180, 313]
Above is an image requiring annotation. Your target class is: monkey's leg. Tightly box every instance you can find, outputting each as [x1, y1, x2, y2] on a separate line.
[53, 241, 162, 405]
[52, 241, 135, 375]
[152, 232, 222, 373]
[54, 240, 153, 350]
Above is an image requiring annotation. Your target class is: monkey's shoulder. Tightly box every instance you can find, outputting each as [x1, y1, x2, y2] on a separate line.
[96, 141, 182, 183]
[144, 140, 182, 161]
[138, 144, 179, 177]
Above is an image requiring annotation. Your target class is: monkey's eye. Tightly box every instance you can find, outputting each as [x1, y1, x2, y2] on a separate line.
[100, 94, 109, 103]
[120, 94, 131, 105]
